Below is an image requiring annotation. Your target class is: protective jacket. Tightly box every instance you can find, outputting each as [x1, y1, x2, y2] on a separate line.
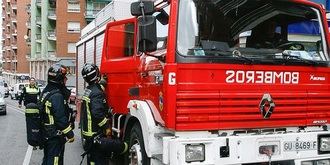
[81, 83, 108, 138]
[41, 83, 74, 165]
[19, 85, 40, 106]
[41, 83, 74, 139]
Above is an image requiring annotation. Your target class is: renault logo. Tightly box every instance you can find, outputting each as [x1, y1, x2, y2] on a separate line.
[259, 93, 275, 119]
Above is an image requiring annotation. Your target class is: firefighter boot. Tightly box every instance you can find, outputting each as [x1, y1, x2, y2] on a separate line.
[94, 137, 128, 156]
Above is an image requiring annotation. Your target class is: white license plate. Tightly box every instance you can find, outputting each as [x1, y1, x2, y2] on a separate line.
[283, 141, 317, 151]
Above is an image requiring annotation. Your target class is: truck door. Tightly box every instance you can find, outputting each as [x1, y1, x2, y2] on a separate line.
[100, 18, 138, 114]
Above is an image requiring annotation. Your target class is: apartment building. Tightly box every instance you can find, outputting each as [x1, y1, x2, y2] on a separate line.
[1, 0, 30, 86]
[29, 0, 111, 86]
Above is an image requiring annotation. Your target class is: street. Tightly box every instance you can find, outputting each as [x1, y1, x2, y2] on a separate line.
[0, 98, 85, 165]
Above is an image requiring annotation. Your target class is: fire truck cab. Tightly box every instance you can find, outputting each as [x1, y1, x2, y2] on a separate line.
[99, 0, 330, 164]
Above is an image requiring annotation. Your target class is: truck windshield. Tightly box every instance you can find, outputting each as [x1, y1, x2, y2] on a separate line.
[176, 0, 330, 66]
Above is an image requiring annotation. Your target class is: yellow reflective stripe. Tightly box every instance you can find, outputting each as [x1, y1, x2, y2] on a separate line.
[45, 101, 54, 125]
[45, 101, 52, 107]
[82, 96, 90, 102]
[86, 101, 93, 136]
[82, 130, 96, 137]
[62, 125, 72, 134]
[26, 87, 39, 94]
[82, 96, 95, 137]
[90, 162, 95, 165]
[100, 85, 105, 91]
[25, 109, 39, 114]
[98, 118, 107, 127]
[54, 156, 59, 165]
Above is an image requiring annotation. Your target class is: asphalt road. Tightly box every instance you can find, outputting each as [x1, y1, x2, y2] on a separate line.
[0, 98, 86, 165]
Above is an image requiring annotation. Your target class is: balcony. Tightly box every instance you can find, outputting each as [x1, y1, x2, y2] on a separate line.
[49, 0, 56, 8]
[11, 2, 17, 10]
[36, 52, 41, 58]
[48, 8, 56, 20]
[26, 21, 31, 29]
[85, 9, 101, 20]
[36, 16, 41, 25]
[26, 4, 31, 14]
[47, 30, 56, 41]
[36, 34, 42, 43]
[26, 53, 31, 59]
[48, 51, 56, 58]
[11, 17, 17, 24]
[26, 39, 31, 46]
[6, 34, 10, 39]
[36, 0, 42, 8]
[11, 43, 17, 50]
[12, 31, 17, 37]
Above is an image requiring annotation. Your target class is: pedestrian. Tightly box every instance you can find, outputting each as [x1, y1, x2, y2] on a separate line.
[81, 63, 127, 165]
[18, 77, 40, 108]
[41, 64, 75, 165]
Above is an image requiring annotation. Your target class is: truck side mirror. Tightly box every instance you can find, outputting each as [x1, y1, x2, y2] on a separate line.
[131, 1, 154, 16]
[138, 15, 157, 52]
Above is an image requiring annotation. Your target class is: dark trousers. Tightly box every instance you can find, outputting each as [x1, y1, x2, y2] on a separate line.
[87, 147, 108, 165]
[42, 137, 65, 165]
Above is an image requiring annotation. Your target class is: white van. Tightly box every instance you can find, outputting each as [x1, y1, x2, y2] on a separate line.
[10, 83, 29, 100]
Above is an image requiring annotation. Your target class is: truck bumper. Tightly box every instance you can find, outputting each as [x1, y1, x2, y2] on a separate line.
[161, 130, 330, 165]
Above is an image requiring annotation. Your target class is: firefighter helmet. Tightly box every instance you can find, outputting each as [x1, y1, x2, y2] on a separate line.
[81, 63, 100, 84]
[47, 64, 67, 84]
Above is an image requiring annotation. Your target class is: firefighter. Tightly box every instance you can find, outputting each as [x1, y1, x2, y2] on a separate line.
[18, 77, 40, 108]
[81, 63, 127, 165]
[42, 64, 75, 165]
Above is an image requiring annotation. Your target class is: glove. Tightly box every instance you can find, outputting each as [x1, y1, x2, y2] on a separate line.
[67, 137, 75, 143]
[65, 131, 74, 143]
[105, 128, 112, 137]
[99, 78, 107, 89]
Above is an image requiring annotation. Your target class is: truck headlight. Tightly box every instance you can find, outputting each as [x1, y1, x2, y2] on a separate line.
[302, 159, 330, 165]
[318, 134, 330, 154]
[316, 159, 330, 165]
[301, 161, 313, 165]
[185, 144, 205, 163]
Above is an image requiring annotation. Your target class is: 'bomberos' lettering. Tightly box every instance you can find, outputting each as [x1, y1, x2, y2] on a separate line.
[226, 70, 299, 84]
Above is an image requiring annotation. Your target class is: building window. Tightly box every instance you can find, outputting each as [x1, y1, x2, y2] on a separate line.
[67, 2, 80, 12]
[67, 22, 80, 33]
[94, 3, 108, 10]
[68, 43, 76, 53]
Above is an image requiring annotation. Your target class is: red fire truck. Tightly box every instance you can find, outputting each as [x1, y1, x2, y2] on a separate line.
[78, 0, 330, 164]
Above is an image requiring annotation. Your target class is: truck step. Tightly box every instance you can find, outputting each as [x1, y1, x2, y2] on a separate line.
[152, 154, 163, 162]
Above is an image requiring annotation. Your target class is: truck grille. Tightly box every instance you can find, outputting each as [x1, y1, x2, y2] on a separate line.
[175, 91, 330, 130]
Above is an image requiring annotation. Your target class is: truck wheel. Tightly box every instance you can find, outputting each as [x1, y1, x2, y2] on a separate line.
[125, 123, 150, 165]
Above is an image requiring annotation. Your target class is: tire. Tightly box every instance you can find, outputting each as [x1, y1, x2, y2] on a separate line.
[124, 123, 150, 165]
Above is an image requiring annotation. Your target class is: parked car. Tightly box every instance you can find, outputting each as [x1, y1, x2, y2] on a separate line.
[10, 83, 29, 100]
[0, 81, 5, 97]
[0, 93, 7, 115]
